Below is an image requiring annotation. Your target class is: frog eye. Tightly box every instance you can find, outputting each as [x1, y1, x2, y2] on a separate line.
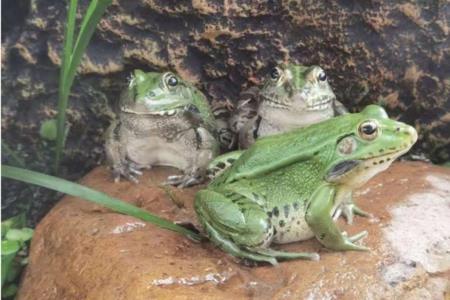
[270, 67, 280, 80]
[317, 70, 327, 82]
[166, 75, 178, 87]
[358, 120, 379, 140]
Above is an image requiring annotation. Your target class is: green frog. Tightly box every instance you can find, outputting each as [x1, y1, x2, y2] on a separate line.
[105, 70, 219, 187]
[229, 63, 347, 149]
[196, 105, 417, 264]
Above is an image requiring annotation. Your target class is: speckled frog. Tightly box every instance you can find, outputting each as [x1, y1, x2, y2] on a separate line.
[229, 63, 347, 149]
[105, 70, 219, 187]
[196, 105, 417, 264]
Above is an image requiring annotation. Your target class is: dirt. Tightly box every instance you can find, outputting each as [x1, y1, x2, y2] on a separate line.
[17, 162, 450, 299]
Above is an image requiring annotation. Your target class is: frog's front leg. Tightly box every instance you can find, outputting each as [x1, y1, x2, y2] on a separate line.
[333, 99, 348, 115]
[305, 184, 369, 251]
[195, 189, 318, 264]
[166, 127, 219, 188]
[105, 120, 143, 183]
[206, 150, 244, 180]
[332, 191, 371, 225]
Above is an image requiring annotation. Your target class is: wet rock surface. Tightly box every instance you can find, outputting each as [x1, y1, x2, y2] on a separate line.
[18, 162, 450, 299]
[2, 0, 450, 222]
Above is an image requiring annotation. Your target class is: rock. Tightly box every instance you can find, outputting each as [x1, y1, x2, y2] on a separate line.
[17, 162, 450, 299]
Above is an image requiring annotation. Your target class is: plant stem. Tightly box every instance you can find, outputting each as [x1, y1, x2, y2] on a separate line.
[55, 0, 78, 173]
[55, 0, 112, 173]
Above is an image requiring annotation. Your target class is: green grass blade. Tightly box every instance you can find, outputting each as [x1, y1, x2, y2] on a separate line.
[55, 0, 78, 173]
[1, 165, 201, 241]
[55, 0, 112, 172]
[65, 0, 112, 88]
[62, 0, 78, 79]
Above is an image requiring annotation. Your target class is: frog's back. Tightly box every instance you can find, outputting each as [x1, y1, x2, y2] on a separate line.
[212, 113, 357, 186]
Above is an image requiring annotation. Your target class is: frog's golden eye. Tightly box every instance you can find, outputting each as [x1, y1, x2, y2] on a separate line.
[270, 67, 280, 80]
[166, 75, 178, 87]
[358, 120, 379, 140]
[317, 70, 327, 82]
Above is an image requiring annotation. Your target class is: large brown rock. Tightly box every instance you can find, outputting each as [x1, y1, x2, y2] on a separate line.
[1, 0, 449, 222]
[18, 162, 450, 299]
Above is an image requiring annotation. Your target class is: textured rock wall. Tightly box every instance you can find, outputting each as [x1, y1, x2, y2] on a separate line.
[2, 0, 449, 219]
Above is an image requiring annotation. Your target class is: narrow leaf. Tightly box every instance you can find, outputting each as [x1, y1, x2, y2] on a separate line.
[1, 165, 201, 241]
[64, 0, 112, 92]
[55, 0, 79, 172]
[55, 0, 111, 172]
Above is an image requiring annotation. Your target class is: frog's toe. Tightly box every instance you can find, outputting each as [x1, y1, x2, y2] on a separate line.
[348, 230, 368, 243]
[334, 236, 369, 251]
[165, 174, 204, 188]
[333, 203, 371, 225]
[332, 207, 343, 222]
[343, 241, 370, 251]
[129, 168, 143, 176]
[111, 163, 144, 183]
[125, 173, 140, 183]
[255, 248, 320, 261]
[352, 205, 371, 218]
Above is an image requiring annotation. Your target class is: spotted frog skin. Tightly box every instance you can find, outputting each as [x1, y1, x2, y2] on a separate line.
[196, 105, 417, 264]
[105, 70, 219, 187]
[229, 63, 347, 149]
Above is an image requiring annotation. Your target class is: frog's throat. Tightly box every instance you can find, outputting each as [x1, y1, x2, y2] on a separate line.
[328, 145, 414, 186]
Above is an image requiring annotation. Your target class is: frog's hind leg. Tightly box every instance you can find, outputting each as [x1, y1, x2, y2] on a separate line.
[254, 248, 320, 261]
[201, 217, 278, 265]
[195, 189, 278, 265]
[206, 150, 244, 180]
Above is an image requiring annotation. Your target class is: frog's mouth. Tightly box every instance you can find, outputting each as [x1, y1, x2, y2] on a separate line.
[306, 95, 333, 111]
[121, 104, 195, 117]
[329, 144, 416, 186]
[121, 107, 181, 116]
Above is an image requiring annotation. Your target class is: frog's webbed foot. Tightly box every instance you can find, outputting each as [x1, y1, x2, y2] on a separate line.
[333, 203, 372, 225]
[112, 162, 151, 184]
[254, 248, 320, 261]
[165, 173, 205, 188]
[306, 184, 370, 252]
[337, 231, 369, 251]
[112, 166, 139, 183]
[332, 191, 371, 224]
[201, 218, 278, 265]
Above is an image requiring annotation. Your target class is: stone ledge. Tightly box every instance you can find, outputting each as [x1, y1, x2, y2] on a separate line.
[18, 162, 450, 299]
